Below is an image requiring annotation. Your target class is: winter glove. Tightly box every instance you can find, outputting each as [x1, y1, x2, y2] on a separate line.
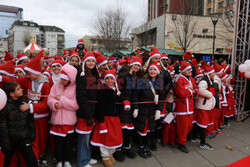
[155, 110, 161, 120]
[123, 100, 131, 111]
[133, 109, 139, 118]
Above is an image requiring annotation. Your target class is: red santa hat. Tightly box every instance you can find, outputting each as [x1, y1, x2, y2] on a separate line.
[211, 62, 224, 74]
[118, 59, 129, 66]
[60, 70, 70, 81]
[51, 59, 67, 68]
[180, 61, 192, 73]
[15, 64, 26, 76]
[191, 58, 198, 67]
[109, 56, 117, 62]
[77, 39, 84, 45]
[68, 52, 81, 62]
[103, 69, 117, 81]
[130, 56, 142, 67]
[0, 61, 15, 77]
[4, 51, 15, 61]
[183, 51, 192, 61]
[160, 53, 169, 60]
[82, 52, 96, 65]
[167, 66, 175, 75]
[204, 65, 214, 75]
[17, 53, 29, 63]
[94, 52, 108, 67]
[24, 50, 43, 75]
[149, 47, 161, 61]
[221, 64, 230, 74]
[43, 68, 51, 77]
[194, 68, 204, 79]
[220, 72, 228, 81]
[148, 61, 161, 75]
[136, 49, 143, 56]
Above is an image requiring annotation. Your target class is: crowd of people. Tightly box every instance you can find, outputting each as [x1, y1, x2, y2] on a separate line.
[0, 39, 235, 167]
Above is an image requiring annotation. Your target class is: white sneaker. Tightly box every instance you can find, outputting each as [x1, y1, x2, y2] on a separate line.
[83, 164, 92, 167]
[64, 161, 72, 167]
[89, 159, 97, 165]
[56, 162, 62, 167]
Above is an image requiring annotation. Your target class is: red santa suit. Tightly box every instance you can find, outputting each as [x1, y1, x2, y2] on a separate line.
[175, 61, 198, 145]
[0, 50, 51, 160]
[0, 148, 3, 167]
[224, 84, 235, 118]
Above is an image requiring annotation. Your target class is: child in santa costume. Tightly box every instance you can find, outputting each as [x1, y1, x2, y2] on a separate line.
[193, 65, 216, 150]
[175, 61, 198, 153]
[48, 60, 67, 86]
[16, 53, 29, 67]
[133, 61, 164, 158]
[161, 66, 176, 147]
[75, 52, 99, 167]
[48, 64, 79, 167]
[0, 50, 51, 166]
[68, 52, 81, 67]
[113, 56, 143, 161]
[15, 65, 26, 78]
[224, 75, 235, 126]
[91, 70, 124, 167]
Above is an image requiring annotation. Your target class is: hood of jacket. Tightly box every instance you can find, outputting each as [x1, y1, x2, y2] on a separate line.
[61, 64, 77, 85]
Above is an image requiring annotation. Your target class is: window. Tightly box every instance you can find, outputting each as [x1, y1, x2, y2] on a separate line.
[30, 23, 34, 26]
[207, 8, 212, 15]
[218, 2, 224, 8]
[227, 0, 234, 5]
[202, 56, 211, 62]
[51, 35, 56, 38]
[23, 22, 27, 26]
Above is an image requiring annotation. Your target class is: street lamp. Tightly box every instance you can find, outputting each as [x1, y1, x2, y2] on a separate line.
[210, 14, 220, 61]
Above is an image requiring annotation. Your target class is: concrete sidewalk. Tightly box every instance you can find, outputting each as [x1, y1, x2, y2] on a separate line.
[47, 118, 250, 167]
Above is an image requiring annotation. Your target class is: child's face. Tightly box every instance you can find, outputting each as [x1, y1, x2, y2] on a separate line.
[182, 69, 192, 77]
[149, 67, 158, 78]
[26, 71, 40, 80]
[61, 78, 70, 87]
[69, 56, 79, 66]
[12, 84, 23, 98]
[52, 65, 61, 74]
[105, 76, 115, 87]
[132, 64, 140, 73]
[86, 59, 96, 70]
[15, 70, 25, 78]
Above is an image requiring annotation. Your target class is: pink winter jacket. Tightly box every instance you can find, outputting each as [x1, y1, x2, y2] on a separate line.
[48, 64, 79, 125]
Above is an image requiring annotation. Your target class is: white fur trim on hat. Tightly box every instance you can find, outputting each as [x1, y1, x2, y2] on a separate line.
[149, 65, 160, 74]
[204, 69, 215, 75]
[104, 74, 116, 81]
[181, 66, 192, 73]
[0, 70, 15, 77]
[194, 74, 203, 79]
[43, 71, 51, 77]
[77, 42, 84, 45]
[149, 54, 161, 60]
[17, 56, 29, 62]
[83, 56, 96, 65]
[15, 68, 26, 75]
[60, 74, 70, 80]
[130, 62, 141, 67]
[24, 67, 41, 75]
[221, 74, 228, 81]
[160, 57, 168, 60]
[97, 60, 108, 67]
[215, 68, 224, 74]
[51, 63, 62, 67]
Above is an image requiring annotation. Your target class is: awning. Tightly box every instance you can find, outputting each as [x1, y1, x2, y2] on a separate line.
[116, 50, 132, 56]
[141, 48, 183, 56]
[102, 52, 114, 57]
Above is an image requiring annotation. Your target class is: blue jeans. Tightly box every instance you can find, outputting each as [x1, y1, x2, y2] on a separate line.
[77, 134, 91, 167]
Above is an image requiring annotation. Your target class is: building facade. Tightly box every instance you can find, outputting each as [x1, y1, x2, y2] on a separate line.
[82, 35, 131, 52]
[132, 13, 233, 61]
[148, 0, 204, 21]
[204, 0, 234, 16]
[0, 4, 23, 39]
[8, 20, 65, 56]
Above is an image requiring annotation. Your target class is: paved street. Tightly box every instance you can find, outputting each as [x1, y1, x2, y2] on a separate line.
[47, 118, 250, 167]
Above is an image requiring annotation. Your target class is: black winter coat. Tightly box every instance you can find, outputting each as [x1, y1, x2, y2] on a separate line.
[117, 72, 135, 124]
[96, 85, 121, 123]
[0, 97, 35, 151]
[75, 66, 98, 121]
[133, 79, 164, 132]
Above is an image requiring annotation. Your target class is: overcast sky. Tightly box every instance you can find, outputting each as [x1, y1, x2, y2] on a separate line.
[1, 0, 147, 48]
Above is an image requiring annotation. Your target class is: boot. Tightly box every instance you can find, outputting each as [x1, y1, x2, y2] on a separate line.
[102, 159, 113, 167]
[113, 150, 125, 162]
[123, 148, 137, 159]
[110, 155, 116, 164]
